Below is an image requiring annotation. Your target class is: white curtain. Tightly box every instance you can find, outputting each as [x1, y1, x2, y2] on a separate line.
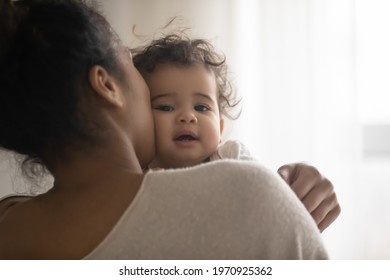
[233, 0, 361, 259]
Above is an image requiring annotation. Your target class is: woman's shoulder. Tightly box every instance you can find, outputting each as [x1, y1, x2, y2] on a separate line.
[0, 194, 33, 218]
[149, 159, 273, 178]
[0, 194, 36, 258]
[147, 159, 285, 192]
[143, 159, 294, 212]
[91, 160, 327, 259]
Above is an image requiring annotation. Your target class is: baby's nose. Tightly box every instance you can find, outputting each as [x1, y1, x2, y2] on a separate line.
[178, 110, 198, 123]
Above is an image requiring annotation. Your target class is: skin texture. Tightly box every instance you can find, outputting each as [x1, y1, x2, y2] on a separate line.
[145, 64, 223, 169]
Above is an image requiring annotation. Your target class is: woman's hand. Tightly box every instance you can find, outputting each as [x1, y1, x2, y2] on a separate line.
[277, 163, 341, 232]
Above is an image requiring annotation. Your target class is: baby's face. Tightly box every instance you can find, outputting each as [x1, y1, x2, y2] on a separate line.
[144, 63, 222, 169]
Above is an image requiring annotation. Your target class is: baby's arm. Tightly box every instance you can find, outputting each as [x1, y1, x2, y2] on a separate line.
[277, 163, 341, 232]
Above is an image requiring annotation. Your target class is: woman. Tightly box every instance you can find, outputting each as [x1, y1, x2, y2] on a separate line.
[0, 0, 327, 259]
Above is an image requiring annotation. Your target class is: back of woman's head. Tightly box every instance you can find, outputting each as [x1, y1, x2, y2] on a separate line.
[0, 0, 121, 175]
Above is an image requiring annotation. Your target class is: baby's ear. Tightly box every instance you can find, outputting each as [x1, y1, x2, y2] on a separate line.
[88, 65, 124, 108]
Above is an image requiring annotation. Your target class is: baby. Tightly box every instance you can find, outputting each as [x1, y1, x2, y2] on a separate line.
[133, 34, 245, 169]
[132, 34, 340, 231]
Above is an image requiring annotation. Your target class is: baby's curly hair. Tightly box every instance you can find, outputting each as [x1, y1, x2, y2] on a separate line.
[132, 34, 241, 119]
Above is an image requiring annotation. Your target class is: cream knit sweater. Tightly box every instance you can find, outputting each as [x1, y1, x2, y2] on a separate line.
[84, 160, 328, 259]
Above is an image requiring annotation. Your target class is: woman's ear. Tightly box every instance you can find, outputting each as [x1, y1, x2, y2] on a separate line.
[88, 65, 124, 108]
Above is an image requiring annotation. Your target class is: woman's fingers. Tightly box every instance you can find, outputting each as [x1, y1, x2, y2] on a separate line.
[278, 162, 341, 232]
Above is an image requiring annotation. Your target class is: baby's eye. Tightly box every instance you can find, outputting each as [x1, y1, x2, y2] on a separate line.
[194, 104, 210, 112]
[154, 105, 174, 112]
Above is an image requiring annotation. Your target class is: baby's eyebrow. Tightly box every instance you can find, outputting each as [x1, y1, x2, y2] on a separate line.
[195, 92, 216, 103]
[151, 92, 216, 102]
[151, 92, 177, 101]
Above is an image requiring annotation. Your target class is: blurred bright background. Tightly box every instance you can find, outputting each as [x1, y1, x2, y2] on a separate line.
[1, 0, 390, 259]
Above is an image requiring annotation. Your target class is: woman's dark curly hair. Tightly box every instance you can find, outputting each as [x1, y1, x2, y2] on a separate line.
[0, 0, 122, 178]
[132, 34, 241, 119]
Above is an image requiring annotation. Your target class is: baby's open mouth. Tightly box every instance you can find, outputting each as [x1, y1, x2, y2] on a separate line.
[175, 135, 199, 141]
[174, 130, 199, 142]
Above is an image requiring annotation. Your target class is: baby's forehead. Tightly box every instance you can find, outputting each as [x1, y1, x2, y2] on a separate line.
[148, 62, 216, 83]
[145, 62, 219, 99]
[152, 91, 217, 100]
[152, 61, 213, 73]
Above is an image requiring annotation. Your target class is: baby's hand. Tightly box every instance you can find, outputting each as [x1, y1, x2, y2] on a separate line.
[277, 163, 341, 232]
